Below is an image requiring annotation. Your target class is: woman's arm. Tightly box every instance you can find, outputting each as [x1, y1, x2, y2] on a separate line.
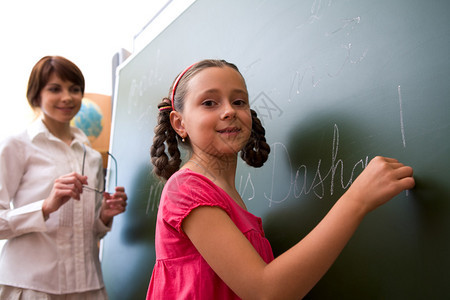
[183, 156, 415, 299]
[0, 137, 49, 239]
[99, 186, 128, 226]
[41, 172, 87, 219]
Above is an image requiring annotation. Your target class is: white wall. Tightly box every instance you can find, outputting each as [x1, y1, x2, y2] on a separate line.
[0, 0, 172, 139]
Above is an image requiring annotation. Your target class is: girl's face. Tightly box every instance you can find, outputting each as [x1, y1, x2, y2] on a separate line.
[39, 72, 83, 126]
[173, 66, 252, 159]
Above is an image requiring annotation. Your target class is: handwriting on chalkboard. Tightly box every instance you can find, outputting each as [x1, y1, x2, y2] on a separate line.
[290, 0, 368, 101]
[239, 124, 369, 207]
[146, 182, 164, 214]
[398, 85, 406, 148]
[397, 85, 410, 197]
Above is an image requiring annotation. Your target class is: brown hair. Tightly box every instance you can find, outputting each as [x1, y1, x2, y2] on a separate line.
[150, 59, 270, 180]
[26, 56, 85, 109]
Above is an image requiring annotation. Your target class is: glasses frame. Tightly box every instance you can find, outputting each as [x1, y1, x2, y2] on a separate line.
[81, 144, 118, 194]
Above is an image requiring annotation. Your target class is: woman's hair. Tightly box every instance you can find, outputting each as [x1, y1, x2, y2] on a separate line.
[26, 56, 85, 109]
[150, 59, 270, 181]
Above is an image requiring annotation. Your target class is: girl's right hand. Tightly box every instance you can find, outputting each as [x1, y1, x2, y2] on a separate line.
[346, 156, 415, 214]
[42, 172, 88, 219]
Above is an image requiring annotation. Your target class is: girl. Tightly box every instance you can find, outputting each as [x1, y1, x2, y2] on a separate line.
[147, 59, 414, 299]
[0, 56, 127, 299]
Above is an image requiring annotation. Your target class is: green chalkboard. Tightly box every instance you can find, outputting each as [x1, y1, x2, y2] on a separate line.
[102, 0, 450, 298]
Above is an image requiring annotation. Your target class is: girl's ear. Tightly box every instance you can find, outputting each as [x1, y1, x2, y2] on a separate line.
[170, 111, 186, 139]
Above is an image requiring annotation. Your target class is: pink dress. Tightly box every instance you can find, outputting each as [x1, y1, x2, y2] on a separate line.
[147, 169, 274, 300]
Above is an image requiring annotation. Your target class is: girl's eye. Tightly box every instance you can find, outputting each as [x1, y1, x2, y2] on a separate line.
[233, 99, 248, 106]
[202, 100, 216, 107]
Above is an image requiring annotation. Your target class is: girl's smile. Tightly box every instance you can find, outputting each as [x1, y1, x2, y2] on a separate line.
[217, 126, 241, 135]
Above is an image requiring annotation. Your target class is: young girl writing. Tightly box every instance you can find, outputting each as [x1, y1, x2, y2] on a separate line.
[147, 59, 414, 299]
[0, 56, 127, 299]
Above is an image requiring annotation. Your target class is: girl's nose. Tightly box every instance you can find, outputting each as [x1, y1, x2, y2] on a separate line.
[221, 102, 236, 120]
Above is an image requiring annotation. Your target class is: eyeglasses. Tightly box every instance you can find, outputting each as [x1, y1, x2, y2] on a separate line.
[81, 144, 118, 194]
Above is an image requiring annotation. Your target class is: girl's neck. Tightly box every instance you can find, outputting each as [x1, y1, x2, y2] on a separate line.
[186, 153, 237, 184]
[184, 154, 247, 210]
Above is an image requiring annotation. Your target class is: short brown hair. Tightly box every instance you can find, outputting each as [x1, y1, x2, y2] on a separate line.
[26, 56, 85, 108]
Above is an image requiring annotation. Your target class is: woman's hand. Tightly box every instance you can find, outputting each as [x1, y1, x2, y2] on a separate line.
[42, 172, 87, 219]
[346, 156, 415, 214]
[100, 186, 128, 225]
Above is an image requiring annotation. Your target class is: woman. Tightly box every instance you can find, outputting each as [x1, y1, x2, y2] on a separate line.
[0, 56, 127, 299]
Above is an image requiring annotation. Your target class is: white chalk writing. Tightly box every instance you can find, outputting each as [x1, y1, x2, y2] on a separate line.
[239, 124, 369, 207]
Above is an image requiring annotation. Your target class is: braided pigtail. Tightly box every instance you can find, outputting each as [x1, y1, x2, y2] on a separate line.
[240, 109, 270, 167]
[150, 98, 182, 180]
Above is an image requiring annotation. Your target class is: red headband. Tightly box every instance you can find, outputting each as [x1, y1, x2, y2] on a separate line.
[171, 63, 197, 110]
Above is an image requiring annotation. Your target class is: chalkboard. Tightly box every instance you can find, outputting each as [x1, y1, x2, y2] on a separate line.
[102, 0, 450, 298]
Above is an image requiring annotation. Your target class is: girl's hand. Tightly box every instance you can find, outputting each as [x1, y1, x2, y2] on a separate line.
[346, 156, 415, 214]
[42, 172, 88, 219]
[100, 186, 128, 225]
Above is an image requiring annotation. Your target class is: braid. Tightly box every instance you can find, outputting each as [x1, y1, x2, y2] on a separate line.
[240, 109, 270, 167]
[150, 99, 182, 180]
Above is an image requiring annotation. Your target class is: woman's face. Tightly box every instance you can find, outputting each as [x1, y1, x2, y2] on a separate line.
[174, 66, 252, 159]
[39, 72, 83, 126]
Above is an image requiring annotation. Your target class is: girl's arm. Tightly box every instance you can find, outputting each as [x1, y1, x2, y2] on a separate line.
[183, 156, 415, 299]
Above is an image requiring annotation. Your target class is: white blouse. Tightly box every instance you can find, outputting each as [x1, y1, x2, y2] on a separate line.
[0, 119, 111, 294]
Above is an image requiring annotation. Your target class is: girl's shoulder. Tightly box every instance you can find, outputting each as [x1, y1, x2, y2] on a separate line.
[163, 168, 232, 211]
[168, 168, 211, 184]
[160, 168, 234, 234]
[165, 168, 225, 197]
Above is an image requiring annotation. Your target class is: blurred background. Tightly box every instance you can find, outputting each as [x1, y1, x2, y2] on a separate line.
[0, 0, 171, 140]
